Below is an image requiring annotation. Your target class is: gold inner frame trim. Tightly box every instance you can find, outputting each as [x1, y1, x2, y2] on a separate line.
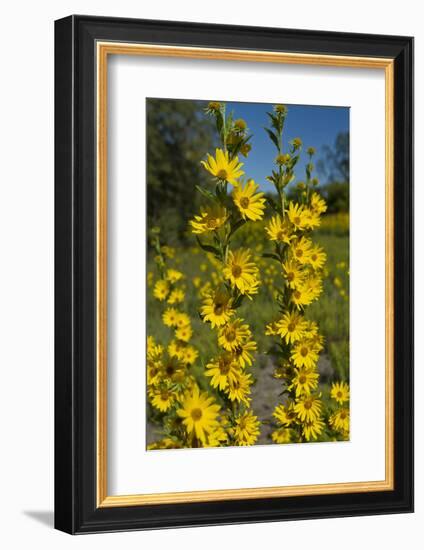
[96, 42, 395, 508]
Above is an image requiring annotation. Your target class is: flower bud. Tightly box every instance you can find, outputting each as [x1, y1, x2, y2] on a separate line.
[233, 118, 247, 133]
[276, 153, 290, 165]
[206, 101, 221, 112]
[274, 104, 287, 116]
[239, 143, 251, 157]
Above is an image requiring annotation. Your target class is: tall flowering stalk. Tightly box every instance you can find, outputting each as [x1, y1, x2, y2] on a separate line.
[263, 104, 333, 443]
[188, 101, 265, 446]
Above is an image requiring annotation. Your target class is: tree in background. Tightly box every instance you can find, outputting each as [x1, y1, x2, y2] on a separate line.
[317, 131, 349, 213]
[317, 131, 349, 183]
[147, 99, 216, 243]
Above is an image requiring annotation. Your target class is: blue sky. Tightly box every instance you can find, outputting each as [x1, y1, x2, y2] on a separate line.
[225, 101, 349, 192]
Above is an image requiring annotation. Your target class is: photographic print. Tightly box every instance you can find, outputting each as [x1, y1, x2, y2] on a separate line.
[146, 98, 350, 449]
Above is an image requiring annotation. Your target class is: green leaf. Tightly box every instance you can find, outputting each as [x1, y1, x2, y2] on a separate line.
[195, 236, 220, 256]
[266, 111, 282, 134]
[231, 134, 252, 157]
[226, 111, 234, 132]
[216, 111, 224, 139]
[290, 155, 300, 168]
[271, 117, 281, 135]
[266, 196, 281, 215]
[195, 185, 218, 203]
[215, 182, 227, 202]
[233, 293, 245, 309]
[262, 252, 281, 261]
[229, 218, 247, 238]
[264, 128, 280, 151]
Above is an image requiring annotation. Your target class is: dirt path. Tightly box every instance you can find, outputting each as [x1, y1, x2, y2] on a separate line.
[251, 354, 333, 444]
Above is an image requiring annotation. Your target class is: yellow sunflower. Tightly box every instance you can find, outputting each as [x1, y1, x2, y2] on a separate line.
[291, 339, 319, 369]
[165, 268, 184, 283]
[147, 360, 161, 387]
[150, 386, 176, 413]
[302, 275, 323, 301]
[167, 339, 187, 360]
[310, 192, 327, 215]
[233, 339, 257, 368]
[265, 320, 279, 336]
[233, 179, 266, 221]
[276, 311, 308, 344]
[190, 204, 228, 234]
[181, 346, 198, 365]
[265, 216, 293, 244]
[225, 371, 252, 404]
[289, 367, 319, 397]
[201, 148, 244, 186]
[294, 394, 322, 423]
[147, 438, 182, 450]
[222, 249, 259, 295]
[329, 408, 350, 435]
[301, 322, 324, 353]
[161, 245, 175, 259]
[307, 244, 327, 270]
[282, 259, 305, 290]
[290, 236, 313, 265]
[302, 207, 321, 230]
[287, 201, 307, 230]
[330, 381, 350, 404]
[218, 318, 251, 352]
[302, 417, 325, 441]
[175, 324, 193, 342]
[167, 288, 185, 305]
[162, 307, 179, 327]
[205, 353, 240, 391]
[309, 330, 325, 353]
[153, 279, 170, 301]
[273, 403, 297, 427]
[200, 288, 235, 328]
[291, 286, 314, 309]
[172, 313, 188, 329]
[160, 355, 186, 383]
[271, 427, 292, 444]
[234, 411, 260, 446]
[177, 386, 221, 445]
[303, 320, 318, 338]
[147, 336, 163, 361]
[205, 423, 228, 448]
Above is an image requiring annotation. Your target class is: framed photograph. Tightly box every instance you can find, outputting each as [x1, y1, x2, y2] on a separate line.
[54, 15, 414, 534]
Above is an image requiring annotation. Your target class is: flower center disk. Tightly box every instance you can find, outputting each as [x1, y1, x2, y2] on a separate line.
[232, 265, 242, 278]
[191, 408, 203, 421]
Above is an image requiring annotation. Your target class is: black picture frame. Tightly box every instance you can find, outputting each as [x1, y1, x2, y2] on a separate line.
[55, 15, 414, 534]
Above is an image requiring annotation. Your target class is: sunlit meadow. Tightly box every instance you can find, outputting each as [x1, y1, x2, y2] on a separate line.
[146, 99, 350, 449]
